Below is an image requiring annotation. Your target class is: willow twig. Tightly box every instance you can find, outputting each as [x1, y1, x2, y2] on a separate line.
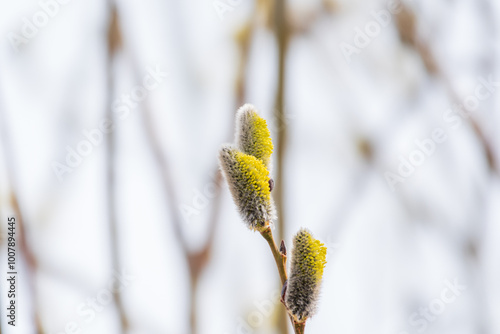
[395, 3, 498, 175]
[260, 226, 308, 334]
[0, 69, 45, 334]
[105, 3, 130, 332]
[260, 227, 287, 284]
[395, 5, 494, 333]
[272, 0, 290, 331]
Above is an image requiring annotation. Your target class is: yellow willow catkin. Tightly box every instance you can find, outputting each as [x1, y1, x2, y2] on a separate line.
[285, 229, 327, 322]
[235, 104, 274, 169]
[218, 145, 275, 231]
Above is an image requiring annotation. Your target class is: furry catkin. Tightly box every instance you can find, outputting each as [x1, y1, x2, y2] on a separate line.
[218, 146, 275, 231]
[285, 229, 327, 322]
[235, 104, 274, 168]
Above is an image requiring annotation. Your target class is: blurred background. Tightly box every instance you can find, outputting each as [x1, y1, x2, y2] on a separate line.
[0, 0, 499, 333]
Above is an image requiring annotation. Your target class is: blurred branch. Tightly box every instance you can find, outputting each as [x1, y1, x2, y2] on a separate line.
[324, 137, 375, 241]
[0, 85, 44, 334]
[273, 0, 289, 241]
[126, 8, 261, 334]
[395, 4, 498, 175]
[140, 100, 213, 334]
[105, 4, 130, 332]
[395, 5, 493, 334]
[234, 21, 254, 106]
[273, 0, 290, 333]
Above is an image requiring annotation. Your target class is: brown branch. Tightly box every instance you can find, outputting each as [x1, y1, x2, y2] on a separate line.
[139, 85, 216, 334]
[273, 0, 289, 242]
[260, 227, 287, 284]
[0, 86, 44, 334]
[10, 194, 45, 333]
[395, 4, 498, 175]
[395, 5, 494, 333]
[128, 9, 260, 333]
[234, 21, 254, 106]
[273, 0, 290, 332]
[105, 4, 130, 332]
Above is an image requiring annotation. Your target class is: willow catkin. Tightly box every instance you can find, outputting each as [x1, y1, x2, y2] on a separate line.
[285, 229, 327, 322]
[218, 145, 276, 231]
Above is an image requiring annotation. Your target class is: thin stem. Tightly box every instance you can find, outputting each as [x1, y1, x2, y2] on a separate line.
[0, 73, 44, 334]
[189, 274, 199, 334]
[260, 227, 287, 284]
[293, 322, 305, 334]
[273, 0, 290, 329]
[105, 4, 130, 332]
[273, 0, 288, 257]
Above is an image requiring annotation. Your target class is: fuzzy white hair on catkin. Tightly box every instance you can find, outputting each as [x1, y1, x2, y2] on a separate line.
[234, 103, 258, 150]
[285, 229, 325, 322]
[217, 145, 276, 231]
[234, 103, 274, 172]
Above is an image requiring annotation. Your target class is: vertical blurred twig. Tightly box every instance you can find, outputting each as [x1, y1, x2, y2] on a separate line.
[395, 5, 495, 334]
[131, 10, 260, 334]
[140, 101, 216, 334]
[235, 21, 254, 107]
[395, 4, 498, 175]
[0, 86, 44, 334]
[105, 3, 130, 332]
[272, 0, 290, 333]
[273, 0, 288, 241]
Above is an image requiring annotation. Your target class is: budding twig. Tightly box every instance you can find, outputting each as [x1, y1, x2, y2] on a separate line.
[260, 227, 288, 285]
[260, 226, 308, 334]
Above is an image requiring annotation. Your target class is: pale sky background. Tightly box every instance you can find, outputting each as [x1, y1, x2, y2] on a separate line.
[0, 0, 499, 334]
